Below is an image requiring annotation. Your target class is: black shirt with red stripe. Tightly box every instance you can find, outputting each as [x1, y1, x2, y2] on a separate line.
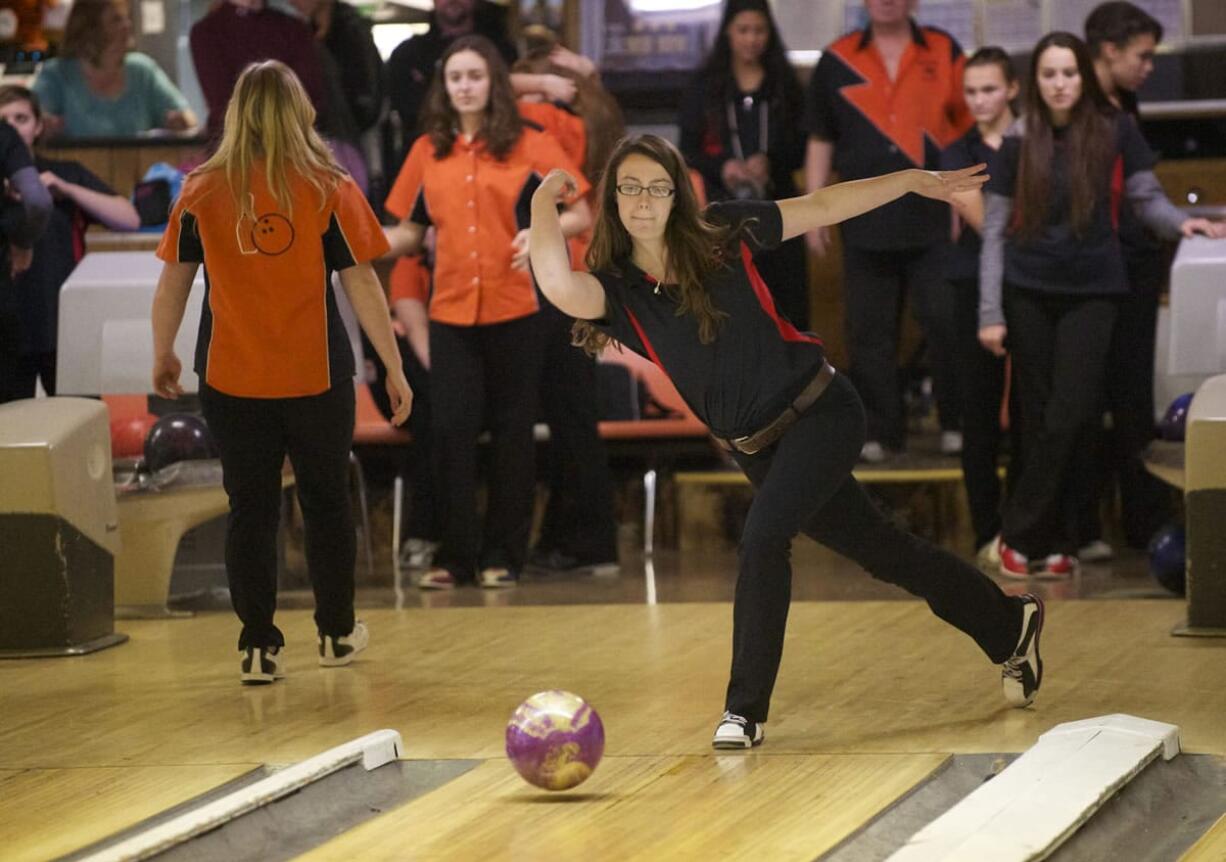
[590, 200, 826, 440]
[985, 112, 1156, 296]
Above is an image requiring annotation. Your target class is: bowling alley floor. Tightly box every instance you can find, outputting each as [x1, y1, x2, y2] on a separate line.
[4, 537, 1226, 861]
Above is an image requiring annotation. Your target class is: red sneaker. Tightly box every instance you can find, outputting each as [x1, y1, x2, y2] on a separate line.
[998, 542, 1032, 579]
[1040, 553, 1078, 579]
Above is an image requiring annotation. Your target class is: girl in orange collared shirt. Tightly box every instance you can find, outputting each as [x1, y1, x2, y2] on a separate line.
[383, 34, 591, 590]
[152, 61, 411, 685]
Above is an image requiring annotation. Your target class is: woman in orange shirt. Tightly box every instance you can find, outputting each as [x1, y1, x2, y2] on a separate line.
[383, 35, 591, 590]
[151, 61, 411, 685]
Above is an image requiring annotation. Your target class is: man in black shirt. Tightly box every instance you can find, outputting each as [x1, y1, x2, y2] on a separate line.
[1084, 1, 1170, 551]
[804, 4, 974, 461]
[0, 116, 53, 404]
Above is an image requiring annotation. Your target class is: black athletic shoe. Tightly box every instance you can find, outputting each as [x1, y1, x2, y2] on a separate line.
[319, 621, 369, 667]
[240, 646, 282, 685]
[1002, 594, 1044, 707]
[712, 711, 765, 750]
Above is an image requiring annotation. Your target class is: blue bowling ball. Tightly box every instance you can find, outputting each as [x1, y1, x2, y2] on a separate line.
[1148, 524, 1186, 595]
[1158, 393, 1194, 442]
[144, 413, 218, 473]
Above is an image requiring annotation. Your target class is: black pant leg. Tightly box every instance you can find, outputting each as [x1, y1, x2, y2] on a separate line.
[952, 278, 1006, 548]
[429, 321, 485, 580]
[723, 373, 1021, 722]
[0, 312, 37, 404]
[724, 373, 867, 722]
[479, 314, 548, 572]
[283, 380, 357, 639]
[843, 245, 906, 449]
[909, 245, 962, 433]
[537, 305, 618, 562]
[1003, 289, 1118, 557]
[200, 385, 288, 650]
[1113, 254, 1171, 546]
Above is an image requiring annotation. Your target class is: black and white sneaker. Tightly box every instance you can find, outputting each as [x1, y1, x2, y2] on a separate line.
[712, 711, 765, 750]
[240, 646, 283, 685]
[1002, 594, 1044, 707]
[319, 621, 369, 667]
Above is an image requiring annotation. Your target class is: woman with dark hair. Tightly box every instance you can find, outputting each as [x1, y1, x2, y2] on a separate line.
[978, 32, 1221, 579]
[679, 0, 808, 328]
[382, 35, 591, 590]
[33, 0, 196, 138]
[529, 133, 1044, 749]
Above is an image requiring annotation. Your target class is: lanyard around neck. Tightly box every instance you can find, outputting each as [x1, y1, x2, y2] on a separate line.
[726, 94, 768, 161]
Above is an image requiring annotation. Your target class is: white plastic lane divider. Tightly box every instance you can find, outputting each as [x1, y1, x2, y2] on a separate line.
[79, 729, 403, 862]
[887, 714, 1181, 862]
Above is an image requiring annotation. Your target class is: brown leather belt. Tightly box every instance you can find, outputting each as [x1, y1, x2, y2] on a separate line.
[715, 361, 836, 456]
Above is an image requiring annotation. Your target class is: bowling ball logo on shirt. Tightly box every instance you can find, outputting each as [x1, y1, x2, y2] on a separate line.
[251, 214, 295, 256]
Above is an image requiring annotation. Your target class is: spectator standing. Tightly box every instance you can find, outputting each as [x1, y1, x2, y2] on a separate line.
[381, 36, 592, 590]
[33, 0, 196, 139]
[0, 85, 139, 401]
[977, 33, 1221, 579]
[804, 0, 971, 461]
[680, 0, 808, 329]
[941, 48, 1020, 568]
[1081, 1, 1173, 554]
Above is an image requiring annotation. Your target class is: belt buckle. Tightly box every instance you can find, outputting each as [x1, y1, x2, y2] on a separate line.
[731, 434, 760, 455]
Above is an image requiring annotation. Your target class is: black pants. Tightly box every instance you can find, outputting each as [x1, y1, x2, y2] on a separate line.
[752, 235, 810, 332]
[1090, 253, 1171, 548]
[952, 278, 1020, 550]
[367, 332, 438, 542]
[536, 305, 618, 562]
[726, 372, 1023, 722]
[0, 311, 55, 403]
[843, 244, 960, 449]
[201, 379, 356, 650]
[1002, 287, 1119, 557]
[430, 315, 546, 579]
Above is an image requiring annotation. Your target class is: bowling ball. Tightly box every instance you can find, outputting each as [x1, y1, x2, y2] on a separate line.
[143, 413, 217, 473]
[506, 690, 604, 791]
[1158, 393, 1194, 442]
[110, 413, 158, 459]
[1148, 524, 1186, 595]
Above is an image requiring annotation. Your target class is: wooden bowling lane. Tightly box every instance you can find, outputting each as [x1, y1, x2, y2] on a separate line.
[299, 753, 948, 861]
[0, 765, 252, 862]
[3, 599, 1226, 860]
[1183, 812, 1226, 861]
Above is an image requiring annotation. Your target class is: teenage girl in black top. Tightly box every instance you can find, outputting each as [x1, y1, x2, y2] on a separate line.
[529, 133, 1044, 749]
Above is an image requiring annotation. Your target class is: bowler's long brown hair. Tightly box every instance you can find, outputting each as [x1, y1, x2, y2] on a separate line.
[1016, 32, 1116, 239]
[574, 134, 748, 354]
[421, 35, 523, 160]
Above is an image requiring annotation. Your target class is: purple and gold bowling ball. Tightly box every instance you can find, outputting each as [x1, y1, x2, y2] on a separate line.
[505, 690, 604, 791]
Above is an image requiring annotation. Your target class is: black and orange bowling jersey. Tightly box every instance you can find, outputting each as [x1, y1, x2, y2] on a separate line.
[804, 21, 971, 249]
[384, 127, 589, 326]
[156, 168, 389, 398]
